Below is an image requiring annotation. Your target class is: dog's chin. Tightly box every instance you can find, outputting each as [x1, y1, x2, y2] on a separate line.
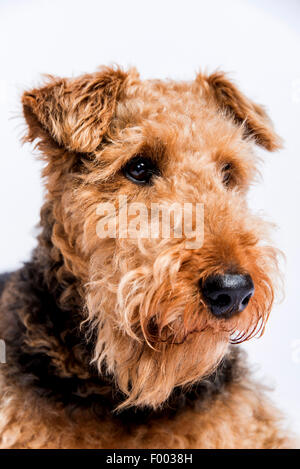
[125, 332, 229, 410]
[119, 293, 276, 409]
[91, 312, 230, 410]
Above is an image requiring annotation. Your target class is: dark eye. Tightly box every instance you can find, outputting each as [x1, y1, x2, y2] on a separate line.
[122, 156, 159, 185]
[221, 163, 233, 186]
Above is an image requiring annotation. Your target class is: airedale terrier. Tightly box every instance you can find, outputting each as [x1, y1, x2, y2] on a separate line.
[0, 66, 295, 448]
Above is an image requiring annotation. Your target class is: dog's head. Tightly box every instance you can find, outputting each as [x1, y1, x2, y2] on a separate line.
[22, 66, 281, 408]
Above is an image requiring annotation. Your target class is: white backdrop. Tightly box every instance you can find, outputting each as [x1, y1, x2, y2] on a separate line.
[0, 0, 299, 436]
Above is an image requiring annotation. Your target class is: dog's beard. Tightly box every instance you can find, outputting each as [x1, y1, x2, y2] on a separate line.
[84, 236, 279, 410]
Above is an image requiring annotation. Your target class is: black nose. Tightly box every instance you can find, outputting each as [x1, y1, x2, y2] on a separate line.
[201, 273, 254, 319]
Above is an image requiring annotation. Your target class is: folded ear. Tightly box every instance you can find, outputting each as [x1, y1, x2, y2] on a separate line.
[197, 72, 282, 151]
[22, 67, 132, 153]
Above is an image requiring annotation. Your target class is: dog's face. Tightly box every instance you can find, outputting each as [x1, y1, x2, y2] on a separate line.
[22, 67, 281, 409]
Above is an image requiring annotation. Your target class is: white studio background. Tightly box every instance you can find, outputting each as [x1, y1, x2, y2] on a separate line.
[0, 0, 299, 435]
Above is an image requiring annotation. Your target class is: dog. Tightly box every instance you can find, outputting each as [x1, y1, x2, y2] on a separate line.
[0, 66, 296, 448]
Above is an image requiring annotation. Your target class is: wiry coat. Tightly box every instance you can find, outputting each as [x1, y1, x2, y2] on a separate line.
[0, 66, 296, 448]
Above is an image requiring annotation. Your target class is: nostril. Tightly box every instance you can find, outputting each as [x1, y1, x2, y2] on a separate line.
[242, 293, 252, 306]
[213, 293, 231, 307]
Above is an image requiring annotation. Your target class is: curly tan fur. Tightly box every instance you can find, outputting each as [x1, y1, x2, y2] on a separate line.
[0, 66, 296, 448]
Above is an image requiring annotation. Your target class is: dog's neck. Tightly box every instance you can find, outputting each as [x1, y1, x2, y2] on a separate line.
[1, 205, 243, 424]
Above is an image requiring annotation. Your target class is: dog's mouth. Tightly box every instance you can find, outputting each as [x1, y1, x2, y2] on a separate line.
[137, 285, 271, 349]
